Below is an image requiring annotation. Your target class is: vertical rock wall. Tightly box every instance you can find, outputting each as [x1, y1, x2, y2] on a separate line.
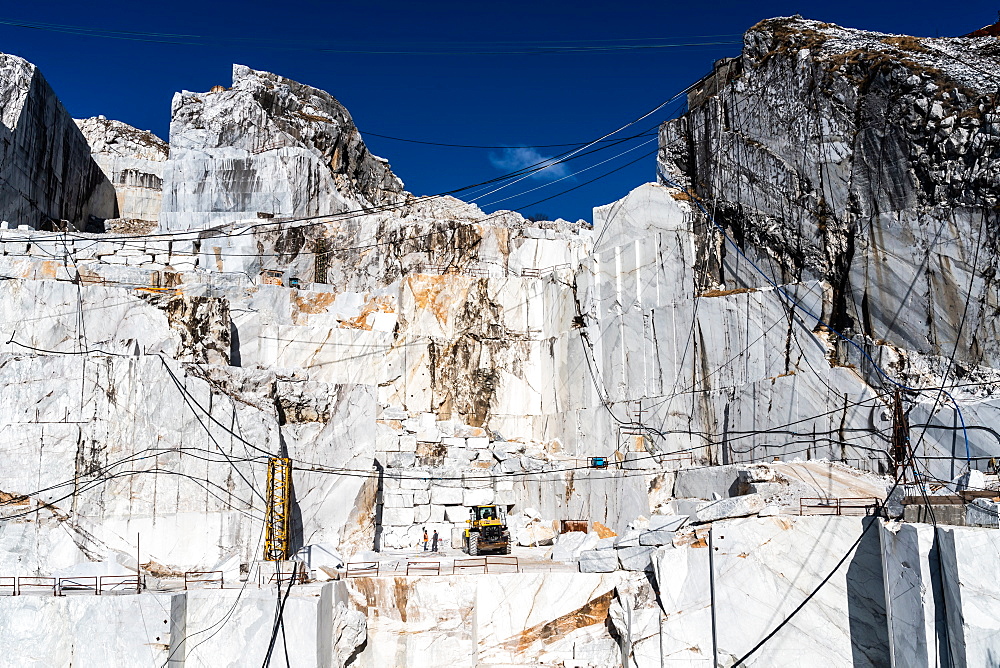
[0, 53, 116, 230]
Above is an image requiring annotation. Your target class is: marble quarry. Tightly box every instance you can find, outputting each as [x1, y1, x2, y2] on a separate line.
[3, 15, 1000, 668]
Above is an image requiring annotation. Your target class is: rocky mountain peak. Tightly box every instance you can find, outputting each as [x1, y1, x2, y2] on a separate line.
[74, 117, 168, 162]
[163, 63, 404, 226]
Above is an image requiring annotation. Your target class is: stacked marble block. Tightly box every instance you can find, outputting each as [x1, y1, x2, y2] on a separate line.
[376, 411, 493, 470]
[377, 410, 505, 549]
[379, 469, 516, 550]
[375, 410, 574, 549]
[0, 228, 199, 271]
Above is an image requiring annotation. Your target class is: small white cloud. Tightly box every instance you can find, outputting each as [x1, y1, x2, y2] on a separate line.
[489, 146, 571, 181]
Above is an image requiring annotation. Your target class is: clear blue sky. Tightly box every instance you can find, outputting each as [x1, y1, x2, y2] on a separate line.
[0, 1, 996, 222]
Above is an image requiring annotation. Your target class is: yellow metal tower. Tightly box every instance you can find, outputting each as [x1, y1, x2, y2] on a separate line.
[264, 457, 292, 561]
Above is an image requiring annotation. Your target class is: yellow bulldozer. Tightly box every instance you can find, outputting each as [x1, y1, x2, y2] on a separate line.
[462, 505, 512, 556]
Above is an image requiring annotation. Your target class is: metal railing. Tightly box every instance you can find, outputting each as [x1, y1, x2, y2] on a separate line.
[100, 575, 141, 594]
[344, 556, 521, 578]
[453, 558, 487, 574]
[1, 575, 142, 596]
[405, 561, 441, 576]
[799, 497, 880, 516]
[267, 568, 306, 586]
[58, 576, 99, 595]
[184, 571, 224, 590]
[346, 562, 379, 578]
[484, 556, 518, 573]
[17, 577, 56, 595]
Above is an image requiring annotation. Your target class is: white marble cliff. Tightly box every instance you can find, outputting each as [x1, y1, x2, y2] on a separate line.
[0, 53, 115, 231]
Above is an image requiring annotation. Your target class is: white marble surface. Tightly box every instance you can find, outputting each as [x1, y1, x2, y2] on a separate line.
[653, 516, 889, 667]
[75, 117, 167, 228]
[879, 521, 942, 668]
[937, 525, 1000, 666]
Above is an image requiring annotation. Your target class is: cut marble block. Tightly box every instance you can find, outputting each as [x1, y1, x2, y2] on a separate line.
[579, 549, 619, 573]
[879, 521, 942, 668]
[937, 525, 1000, 666]
[639, 529, 675, 546]
[694, 494, 765, 523]
[616, 545, 656, 571]
[463, 487, 493, 506]
[552, 532, 600, 562]
[966, 498, 1000, 528]
[653, 516, 888, 666]
[431, 486, 464, 505]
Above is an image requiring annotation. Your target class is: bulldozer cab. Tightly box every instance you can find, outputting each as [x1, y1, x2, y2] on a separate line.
[470, 505, 505, 526]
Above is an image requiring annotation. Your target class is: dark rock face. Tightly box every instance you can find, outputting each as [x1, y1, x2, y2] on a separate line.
[659, 17, 1000, 372]
[0, 54, 116, 230]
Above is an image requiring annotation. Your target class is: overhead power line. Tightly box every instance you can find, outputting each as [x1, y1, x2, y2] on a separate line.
[2, 92, 689, 248]
[0, 18, 741, 55]
[358, 129, 658, 149]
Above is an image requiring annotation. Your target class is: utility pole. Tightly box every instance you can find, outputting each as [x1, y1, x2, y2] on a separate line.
[890, 391, 911, 482]
[709, 527, 719, 667]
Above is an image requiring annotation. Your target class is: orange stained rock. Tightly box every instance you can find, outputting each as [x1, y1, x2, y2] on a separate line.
[291, 291, 338, 324]
[406, 274, 471, 325]
[290, 291, 396, 329]
[78, 266, 103, 285]
[500, 591, 613, 654]
[38, 260, 58, 279]
[698, 287, 757, 298]
[341, 294, 396, 330]
[592, 522, 617, 539]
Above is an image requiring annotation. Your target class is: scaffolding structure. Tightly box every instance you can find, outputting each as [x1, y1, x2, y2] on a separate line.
[264, 457, 292, 561]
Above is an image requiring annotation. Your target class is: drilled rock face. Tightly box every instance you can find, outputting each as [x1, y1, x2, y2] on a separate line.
[159, 64, 405, 230]
[75, 117, 168, 233]
[0, 53, 116, 230]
